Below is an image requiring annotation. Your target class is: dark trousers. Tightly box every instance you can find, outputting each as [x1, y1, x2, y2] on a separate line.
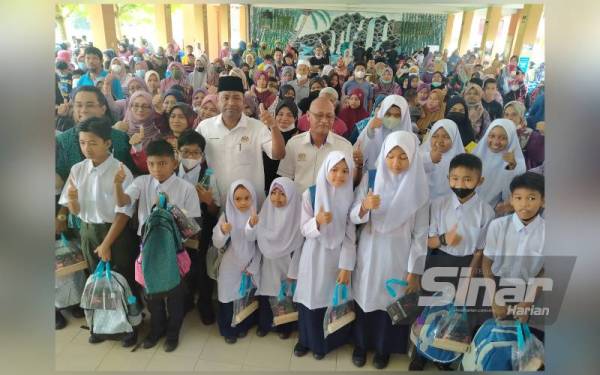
[297, 303, 352, 356]
[145, 283, 185, 341]
[354, 305, 409, 355]
[184, 247, 214, 309]
[217, 300, 258, 338]
[257, 295, 297, 334]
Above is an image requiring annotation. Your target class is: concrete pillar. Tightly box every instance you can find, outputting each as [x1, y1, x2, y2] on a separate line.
[480, 6, 503, 57]
[87, 4, 118, 51]
[441, 13, 455, 51]
[239, 4, 250, 44]
[206, 5, 220, 60]
[155, 5, 173, 49]
[183, 4, 208, 52]
[458, 10, 475, 55]
[512, 4, 544, 57]
[218, 4, 231, 48]
[504, 10, 522, 59]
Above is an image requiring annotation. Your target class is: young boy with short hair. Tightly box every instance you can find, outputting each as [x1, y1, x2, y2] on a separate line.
[410, 153, 495, 370]
[176, 129, 221, 324]
[482, 172, 546, 330]
[115, 139, 201, 352]
[59, 116, 138, 347]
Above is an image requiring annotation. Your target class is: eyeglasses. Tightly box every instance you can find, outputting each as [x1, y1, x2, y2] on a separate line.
[309, 111, 335, 122]
[132, 104, 152, 111]
[179, 150, 204, 158]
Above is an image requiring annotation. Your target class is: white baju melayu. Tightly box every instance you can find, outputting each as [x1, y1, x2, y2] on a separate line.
[292, 151, 357, 310]
[350, 131, 430, 312]
[473, 119, 526, 207]
[255, 177, 305, 296]
[355, 95, 413, 171]
[420, 119, 465, 199]
[212, 179, 262, 303]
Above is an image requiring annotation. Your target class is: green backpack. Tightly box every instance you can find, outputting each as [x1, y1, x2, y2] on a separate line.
[141, 193, 182, 296]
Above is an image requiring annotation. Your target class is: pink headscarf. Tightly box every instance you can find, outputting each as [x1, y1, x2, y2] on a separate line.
[160, 62, 188, 92]
[56, 50, 72, 63]
[125, 91, 161, 148]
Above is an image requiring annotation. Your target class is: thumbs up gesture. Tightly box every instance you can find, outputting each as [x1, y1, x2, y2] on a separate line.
[129, 126, 144, 145]
[353, 141, 364, 167]
[430, 142, 442, 164]
[258, 103, 275, 128]
[315, 205, 333, 226]
[249, 207, 259, 227]
[114, 162, 126, 185]
[67, 176, 78, 202]
[445, 223, 462, 247]
[369, 115, 383, 130]
[361, 188, 381, 211]
[502, 150, 516, 169]
[57, 98, 70, 117]
[220, 221, 232, 235]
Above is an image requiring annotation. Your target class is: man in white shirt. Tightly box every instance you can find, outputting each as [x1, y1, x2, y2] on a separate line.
[195, 76, 285, 205]
[277, 97, 357, 193]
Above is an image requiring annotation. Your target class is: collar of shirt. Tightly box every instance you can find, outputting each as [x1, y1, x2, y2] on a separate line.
[450, 192, 478, 210]
[151, 173, 177, 193]
[84, 154, 114, 176]
[216, 113, 248, 132]
[304, 131, 331, 146]
[511, 212, 542, 233]
[178, 162, 201, 180]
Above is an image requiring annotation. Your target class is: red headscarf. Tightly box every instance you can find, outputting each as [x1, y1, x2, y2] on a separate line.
[338, 88, 369, 136]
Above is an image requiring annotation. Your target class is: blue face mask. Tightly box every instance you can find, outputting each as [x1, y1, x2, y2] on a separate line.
[135, 69, 146, 78]
[77, 62, 86, 71]
[133, 56, 142, 63]
[431, 82, 442, 88]
[165, 70, 172, 79]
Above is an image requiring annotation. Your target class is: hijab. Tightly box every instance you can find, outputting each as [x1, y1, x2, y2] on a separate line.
[225, 179, 258, 265]
[125, 76, 149, 95]
[417, 82, 431, 106]
[256, 177, 304, 258]
[280, 66, 295, 84]
[109, 57, 127, 82]
[244, 95, 259, 119]
[371, 131, 429, 233]
[338, 88, 369, 132]
[278, 84, 295, 100]
[473, 119, 526, 204]
[144, 70, 161, 94]
[160, 62, 188, 92]
[168, 102, 196, 130]
[229, 67, 249, 90]
[313, 151, 354, 249]
[125, 91, 161, 147]
[445, 95, 475, 146]
[420, 119, 465, 198]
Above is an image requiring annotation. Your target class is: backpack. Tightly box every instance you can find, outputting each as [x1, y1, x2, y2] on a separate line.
[141, 193, 183, 296]
[83, 262, 142, 336]
[461, 318, 521, 371]
[308, 169, 377, 210]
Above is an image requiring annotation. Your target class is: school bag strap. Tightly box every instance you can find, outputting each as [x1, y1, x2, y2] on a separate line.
[367, 169, 377, 190]
[385, 278, 408, 298]
[516, 320, 532, 351]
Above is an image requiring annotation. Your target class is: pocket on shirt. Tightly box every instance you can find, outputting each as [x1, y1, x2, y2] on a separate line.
[234, 143, 254, 166]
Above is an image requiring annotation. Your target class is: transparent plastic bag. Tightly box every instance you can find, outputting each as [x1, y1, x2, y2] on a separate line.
[432, 305, 471, 353]
[55, 233, 87, 276]
[231, 273, 259, 327]
[385, 278, 422, 325]
[167, 203, 201, 239]
[323, 283, 355, 338]
[512, 321, 544, 371]
[80, 261, 120, 311]
[269, 280, 298, 326]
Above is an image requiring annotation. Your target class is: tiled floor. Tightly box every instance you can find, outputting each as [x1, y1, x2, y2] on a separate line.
[55, 309, 440, 372]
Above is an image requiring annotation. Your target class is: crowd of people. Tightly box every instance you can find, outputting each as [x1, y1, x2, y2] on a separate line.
[54, 34, 546, 370]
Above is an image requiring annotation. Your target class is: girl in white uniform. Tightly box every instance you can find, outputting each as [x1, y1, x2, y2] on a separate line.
[255, 177, 304, 339]
[213, 179, 262, 344]
[473, 118, 526, 213]
[350, 131, 430, 369]
[420, 119, 465, 199]
[292, 151, 357, 360]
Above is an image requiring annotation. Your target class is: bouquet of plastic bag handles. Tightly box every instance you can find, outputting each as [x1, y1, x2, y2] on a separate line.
[323, 283, 355, 338]
[512, 320, 544, 371]
[385, 278, 422, 325]
[232, 273, 259, 327]
[81, 261, 120, 311]
[269, 279, 298, 326]
[55, 232, 88, 276]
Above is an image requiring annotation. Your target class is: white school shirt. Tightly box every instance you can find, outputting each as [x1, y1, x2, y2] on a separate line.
[59, 155, 135, 223]
[196, 113, 273, 205]
[483, 213, 545, 281]
[429, 192, 495, 257]
[291, 190, 357, 310]
[212, 214, 262, 303]
[177, 163, 222, 208]
[349, 175, 429, 312]
[124, 173, 202, 235]
[277, 131, 353, 193]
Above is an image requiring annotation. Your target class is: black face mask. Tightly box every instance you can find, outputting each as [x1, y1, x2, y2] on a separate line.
[196, 67, 205, 72]
[452, 187, 476, 199]
[446, 111, 466, 124]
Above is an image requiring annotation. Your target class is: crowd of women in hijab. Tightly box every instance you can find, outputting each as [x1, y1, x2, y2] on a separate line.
[54, 35, 546, 370]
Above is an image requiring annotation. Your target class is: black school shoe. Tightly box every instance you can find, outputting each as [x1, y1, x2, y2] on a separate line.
[163, 338, 179, 352]
[408, 352, 426, 370]
[256, 328, 268, 337]
[352, 347, 367, 367]
[293, 342, 309, 357]
[121, 330, 137, 348]
[312, 352, 325, 360]
[88, 333, 106, 344]
[224, 336, 237, 344]
[55, 310, 67, 330]
[69, 305, 85, 319]
[143, 333, 164, 349]
[372, 352, 390, 370]
[237, 330, 247, 338]
[278, 331, 291, 340]
[197, 305, 216, 325]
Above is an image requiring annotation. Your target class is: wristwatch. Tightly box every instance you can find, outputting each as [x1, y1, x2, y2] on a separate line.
[439, 233, 447, 246]
[56, 214, 67, 222]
